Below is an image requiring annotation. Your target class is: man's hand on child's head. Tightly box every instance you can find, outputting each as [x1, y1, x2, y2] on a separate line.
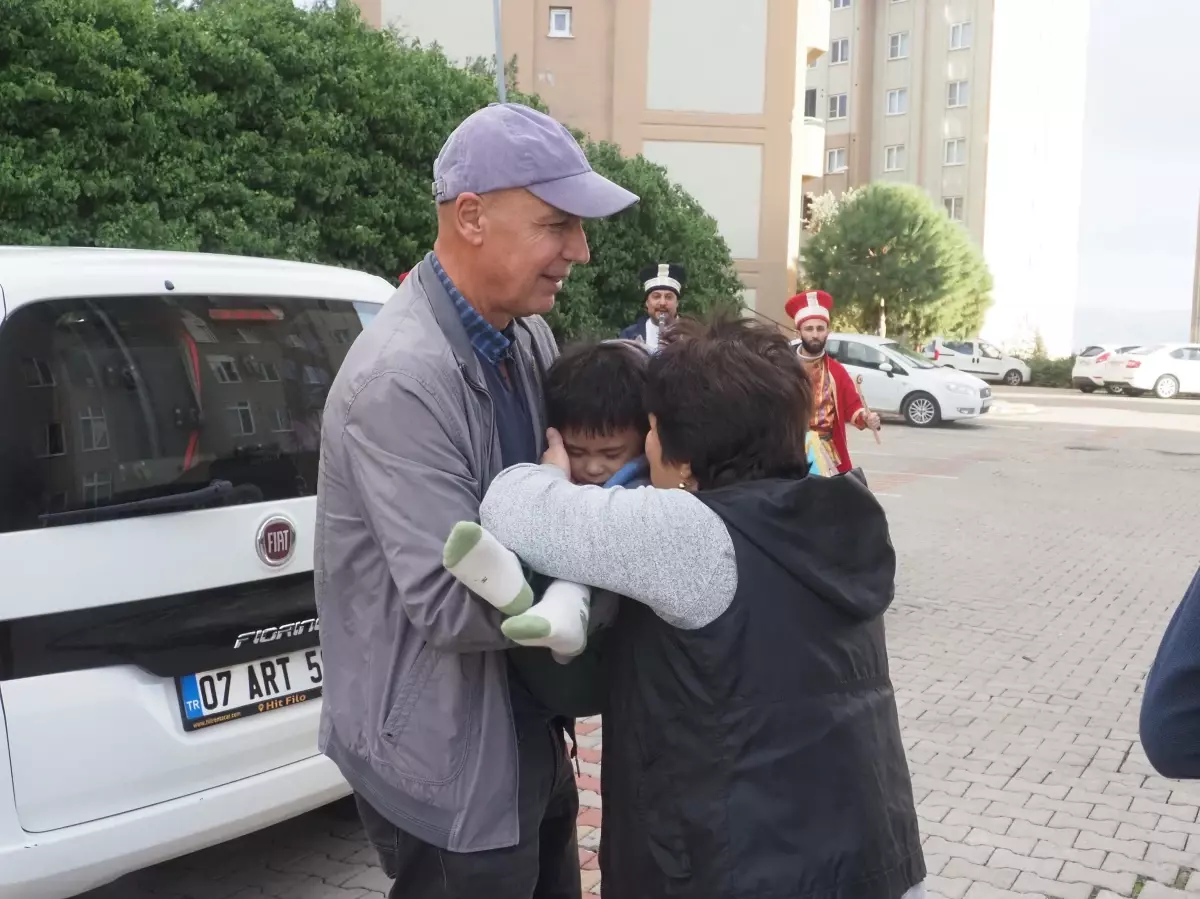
[542, 428, 572, 477]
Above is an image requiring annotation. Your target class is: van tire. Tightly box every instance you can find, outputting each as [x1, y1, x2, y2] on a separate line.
[1003, 369, 1024, 386]
[902, 392, 941, 428]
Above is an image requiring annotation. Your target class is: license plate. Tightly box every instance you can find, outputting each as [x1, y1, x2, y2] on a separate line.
[176, 648, 324, 731]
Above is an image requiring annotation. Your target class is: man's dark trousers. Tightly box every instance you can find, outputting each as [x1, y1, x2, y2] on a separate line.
[355, 714, 581, 899]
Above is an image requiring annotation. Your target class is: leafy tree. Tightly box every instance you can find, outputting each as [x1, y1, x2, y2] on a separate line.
[0, 0, 742, 340]
[800, 182, 992, 341]
[461, 53, 521, 98]
[551, 141, 744, 339]
[804, 187, 862, 236]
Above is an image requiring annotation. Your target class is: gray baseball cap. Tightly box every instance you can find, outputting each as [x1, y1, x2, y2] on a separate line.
[433, 103, 639, 218]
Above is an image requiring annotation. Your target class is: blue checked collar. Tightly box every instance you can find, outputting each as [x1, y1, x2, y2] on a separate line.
[431, 254, 512, 365]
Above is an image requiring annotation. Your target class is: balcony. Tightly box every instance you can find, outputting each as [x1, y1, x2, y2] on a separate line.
[798, 116, 826, 180]
[799, 0, 831, 63]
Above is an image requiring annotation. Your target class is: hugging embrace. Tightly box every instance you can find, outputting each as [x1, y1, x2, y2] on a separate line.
[315, 101, 923, 899]
[455, 317, 926, 899]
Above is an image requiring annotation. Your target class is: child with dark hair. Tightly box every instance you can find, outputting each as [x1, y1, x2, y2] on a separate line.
[442, 339, 651, 661]
[544, 338, 651, 489]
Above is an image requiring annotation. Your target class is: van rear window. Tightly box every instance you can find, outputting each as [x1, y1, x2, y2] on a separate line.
[0, 294, 379, 532]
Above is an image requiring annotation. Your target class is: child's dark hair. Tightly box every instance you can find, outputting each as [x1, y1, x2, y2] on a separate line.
[545, 340, 651, 438]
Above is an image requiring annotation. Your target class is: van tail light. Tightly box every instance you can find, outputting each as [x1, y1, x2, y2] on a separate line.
[933, 349, 940, 361]
[1126, 360, 1142, 369]
[1095, 353, 1110, 363]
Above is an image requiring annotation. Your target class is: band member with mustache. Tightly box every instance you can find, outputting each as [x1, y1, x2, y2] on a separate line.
[787, 290, 881, 474]
[620, 263, 685, 351]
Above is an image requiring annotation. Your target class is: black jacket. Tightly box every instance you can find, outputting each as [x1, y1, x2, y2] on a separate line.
[618, 316, 651, 343]
[1141, 566, 1200, 778]
[599, 474, 925, 899]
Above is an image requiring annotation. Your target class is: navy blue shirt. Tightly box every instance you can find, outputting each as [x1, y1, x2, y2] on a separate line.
[431, 256, 536, 467]
[1141, 566, 1200, 779]
[432, 256, 548, 720]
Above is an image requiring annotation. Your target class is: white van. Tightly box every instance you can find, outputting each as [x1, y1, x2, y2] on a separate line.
[0, 247, 397, 898]
[923, 337, 1031, 386]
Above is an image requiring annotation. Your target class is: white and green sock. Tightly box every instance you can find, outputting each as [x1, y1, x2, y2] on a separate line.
[443, 522, 534, 616]
[502, 579, 591, 663]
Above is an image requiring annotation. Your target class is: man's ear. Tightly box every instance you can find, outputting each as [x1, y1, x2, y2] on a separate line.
[454, 193, 486, 247]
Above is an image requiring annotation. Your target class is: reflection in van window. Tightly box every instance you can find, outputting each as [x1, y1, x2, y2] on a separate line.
[0, 295, 381, 532]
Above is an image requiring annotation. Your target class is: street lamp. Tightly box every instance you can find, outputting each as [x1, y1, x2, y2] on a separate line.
[492, 0, 507, 103]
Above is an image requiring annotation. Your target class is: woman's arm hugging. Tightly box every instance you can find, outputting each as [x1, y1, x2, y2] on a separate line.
[480, 463, 737, 630]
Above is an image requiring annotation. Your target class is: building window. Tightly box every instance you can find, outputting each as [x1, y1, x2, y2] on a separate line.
[227, 401, 256, 437]
[548, 7, 572, 38]
[79, 407, 110, 452]
[303, 365, 329, 386]
[21, 357, 56, 387]
[884, 145, 906, 172]
[804, 88, 818, 119]
[886, 88, 909, 116]
[888, 32, 910, 60]
[831, 38, 850, 64]
[826, 148, 848, 173]
[208, 355, 241, 384]
[40, 422, 67, 458]
[828, 93, 848, 120]
[944, 196, 965, 221]
[950, 22, 972, 50]
[944, 138, 967, 166]
[258, 360, 280, 382]
[236, 328, 260, 344]
[332, 328, 352, 345]
[272, 408, 294, 433]
[947, 80, 970, 108]
[833, 0, 850, 8]
[82, 471, 113, 507]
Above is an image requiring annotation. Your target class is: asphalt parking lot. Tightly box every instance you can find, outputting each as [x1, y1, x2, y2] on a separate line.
[78, 387, 1200, 899]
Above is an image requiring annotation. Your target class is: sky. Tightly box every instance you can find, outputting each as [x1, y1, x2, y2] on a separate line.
[1071, 0, 1200, 348]
[985, 0, 1199, 353]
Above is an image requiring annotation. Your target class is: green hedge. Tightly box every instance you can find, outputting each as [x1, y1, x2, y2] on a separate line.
[1022, 356, 1075, 389]
[0, 0, 744, 341]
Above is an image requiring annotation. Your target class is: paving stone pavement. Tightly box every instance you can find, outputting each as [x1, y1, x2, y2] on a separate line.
[80, 407, 1200, 899]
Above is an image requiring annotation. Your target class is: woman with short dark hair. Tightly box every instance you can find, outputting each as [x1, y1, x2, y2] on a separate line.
[481, 316, 925, 899]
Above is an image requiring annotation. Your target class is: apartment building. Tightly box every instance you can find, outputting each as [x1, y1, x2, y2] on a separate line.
[353, 0, 832, 325]
[805, 0, 994, 245]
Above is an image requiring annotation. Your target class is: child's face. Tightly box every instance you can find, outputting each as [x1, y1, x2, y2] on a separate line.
[559, 427, 644, 486]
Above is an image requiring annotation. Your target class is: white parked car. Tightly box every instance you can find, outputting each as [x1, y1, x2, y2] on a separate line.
[1100, 343, 1200, 399]
[1071, 344, 1142, 394]
[923, 337, 1031, 386]
[794, 333, 992, 427]
[0, 247, 397, 899]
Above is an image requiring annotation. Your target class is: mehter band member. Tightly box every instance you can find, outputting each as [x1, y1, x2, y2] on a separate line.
[787, 290, 881, 473]
[620, 263, 685, 351]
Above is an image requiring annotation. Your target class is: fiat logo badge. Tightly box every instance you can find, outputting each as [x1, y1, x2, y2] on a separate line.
[256, 516, 297, 568]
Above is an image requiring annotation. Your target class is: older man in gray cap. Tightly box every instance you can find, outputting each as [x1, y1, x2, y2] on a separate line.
[314, 104, 637, 898]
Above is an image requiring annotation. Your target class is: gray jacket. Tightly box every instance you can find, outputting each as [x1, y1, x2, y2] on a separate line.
[315, 253, 559, 852]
